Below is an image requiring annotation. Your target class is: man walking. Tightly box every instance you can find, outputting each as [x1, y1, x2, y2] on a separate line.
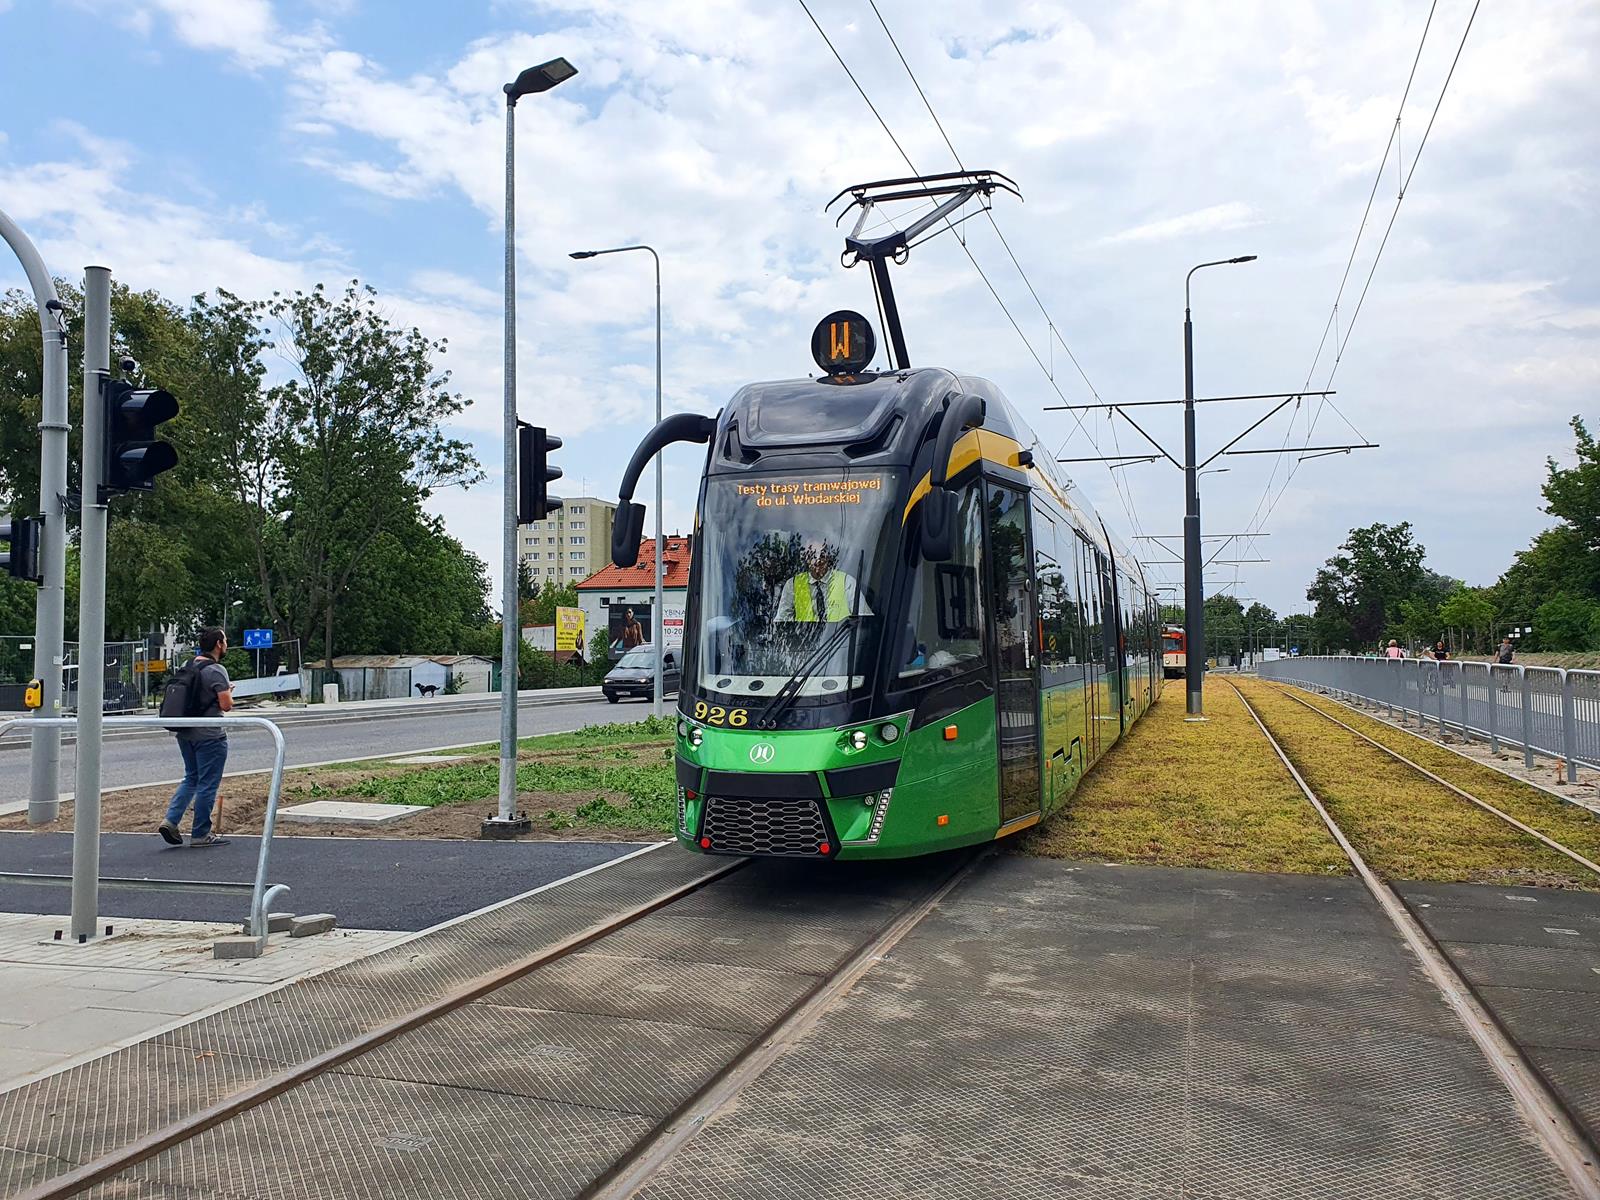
[158, 628, 233, 847]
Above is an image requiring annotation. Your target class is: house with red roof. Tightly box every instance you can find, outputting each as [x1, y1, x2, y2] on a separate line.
[575, 535, 693, 659]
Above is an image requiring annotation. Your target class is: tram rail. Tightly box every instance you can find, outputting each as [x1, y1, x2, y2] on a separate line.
[1224, 679, 1600, 1199]
[13, 847, 981, 1200]
[1263, 682, 1600, 882]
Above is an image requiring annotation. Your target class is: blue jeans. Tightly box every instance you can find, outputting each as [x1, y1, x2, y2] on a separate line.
[165, 738, 228, 839]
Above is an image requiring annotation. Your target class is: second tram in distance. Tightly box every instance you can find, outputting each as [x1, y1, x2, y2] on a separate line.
[609, 309, 1162, 861]
[1163, 625, 1187, 679]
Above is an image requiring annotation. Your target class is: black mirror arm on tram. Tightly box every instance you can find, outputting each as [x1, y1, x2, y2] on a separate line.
[611, 412, 718, 567]
[920, 393, 987, 563]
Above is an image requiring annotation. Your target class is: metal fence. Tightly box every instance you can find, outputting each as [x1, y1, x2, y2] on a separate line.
[1258, 656, 1600, 781]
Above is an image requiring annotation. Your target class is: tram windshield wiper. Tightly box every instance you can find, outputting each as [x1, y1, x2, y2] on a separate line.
[753, 616, 858, 731]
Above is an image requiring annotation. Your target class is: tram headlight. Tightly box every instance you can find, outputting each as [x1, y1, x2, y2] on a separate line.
[849, 729, 868, 751]
[677, 719, 689, 738]
[688, 726, 704, 748]
[878, 722, 900, 744]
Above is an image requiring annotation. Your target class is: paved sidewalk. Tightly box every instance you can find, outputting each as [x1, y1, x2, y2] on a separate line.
[0, 912, 406, 1092]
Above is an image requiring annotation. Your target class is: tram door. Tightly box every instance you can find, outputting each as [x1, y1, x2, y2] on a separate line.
[986, 483, 1041, 824]
[1076, 531, 1102, 762]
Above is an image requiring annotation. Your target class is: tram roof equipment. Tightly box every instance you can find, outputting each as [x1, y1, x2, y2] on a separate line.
[826, 169, 1022, 372]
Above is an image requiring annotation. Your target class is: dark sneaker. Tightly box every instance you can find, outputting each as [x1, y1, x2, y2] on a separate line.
[158, 822, 182, 846]
[190, 834, 230, 847]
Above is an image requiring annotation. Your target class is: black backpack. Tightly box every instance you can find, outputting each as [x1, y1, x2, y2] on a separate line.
[160, 657, 213, 732]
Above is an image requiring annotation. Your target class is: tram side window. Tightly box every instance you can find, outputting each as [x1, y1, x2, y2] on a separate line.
[1078, 533, 1102, 670]
[897, 481, 988, 683]
[1033, 510, 1069, 685]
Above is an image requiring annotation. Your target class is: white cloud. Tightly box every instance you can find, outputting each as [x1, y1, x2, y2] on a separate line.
[1099, 202, 1264, 247]
[9, 0, 1597, 613]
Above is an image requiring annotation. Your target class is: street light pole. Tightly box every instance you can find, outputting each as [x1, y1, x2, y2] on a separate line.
[1182, 255, 1255, 720]
[488, 57, 577, 839]
[0, 206, 70, 825]
[568, 244, 664, 718]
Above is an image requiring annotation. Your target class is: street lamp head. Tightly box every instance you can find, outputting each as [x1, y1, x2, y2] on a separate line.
[1229, 255, 1258, 264]
[568, 251, 598, 259]
[504, 58, 578, 102]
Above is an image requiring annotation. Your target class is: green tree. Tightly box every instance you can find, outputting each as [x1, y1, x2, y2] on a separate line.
[1306, 522, 1428, 649]
[1438, 586, 1496, 653]
[526, 581, 579, 626]
[230, 282, 482, 666]
[1543, 416, 1600, 557]
[334, 514, 496, 655]
[1532, 595, 1600, 652]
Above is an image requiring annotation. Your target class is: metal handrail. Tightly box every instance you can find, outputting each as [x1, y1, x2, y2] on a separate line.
[0, 715, 291, 949]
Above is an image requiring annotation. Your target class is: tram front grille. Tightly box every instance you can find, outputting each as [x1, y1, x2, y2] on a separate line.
[703, 795, 828, 856]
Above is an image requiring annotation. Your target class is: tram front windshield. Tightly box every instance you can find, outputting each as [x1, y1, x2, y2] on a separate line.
[691, 470, 899, 704]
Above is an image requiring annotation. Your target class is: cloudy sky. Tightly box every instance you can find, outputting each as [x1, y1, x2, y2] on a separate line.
[2, 0, 1594, 615]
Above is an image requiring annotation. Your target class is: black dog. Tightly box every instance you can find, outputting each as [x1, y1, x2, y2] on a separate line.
[415, 683, 439, 698]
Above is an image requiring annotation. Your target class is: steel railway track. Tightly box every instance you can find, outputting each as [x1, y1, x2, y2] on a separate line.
[1225, 678, 1600, 1200]
[14, 848, 981, 1200]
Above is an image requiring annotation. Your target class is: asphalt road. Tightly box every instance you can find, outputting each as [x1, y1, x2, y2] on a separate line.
[0, 833, 647, 930]
[0, 695, 652, 806]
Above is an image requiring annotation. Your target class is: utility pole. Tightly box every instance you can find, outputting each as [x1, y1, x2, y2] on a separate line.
[0, 207, 69, 824]
[1183, 256, 1255, 719]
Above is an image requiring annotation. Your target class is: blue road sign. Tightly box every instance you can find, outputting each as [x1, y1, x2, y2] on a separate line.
[243, 628, 273, 649]
[1290, 645, 1300, 656]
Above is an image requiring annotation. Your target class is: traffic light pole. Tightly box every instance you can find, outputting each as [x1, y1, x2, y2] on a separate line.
[71, 265, 111, 942]
[0, 206, 69, 824]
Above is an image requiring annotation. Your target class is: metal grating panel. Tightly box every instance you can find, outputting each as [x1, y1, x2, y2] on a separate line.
[480, 951, 817, 1034]
[582, 913, 858, 975]
[1474, 985, 1600, 1051]
[109, 1072, 653, 1200]
[335, 1002, 748, 1117]
[636, 1120, 1180, 1200]
[702, 794, 827, 857]
[1443, 940, 1600, 993]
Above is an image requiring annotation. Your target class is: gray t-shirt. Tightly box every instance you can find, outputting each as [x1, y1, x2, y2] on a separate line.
[179, 659, 231, 742]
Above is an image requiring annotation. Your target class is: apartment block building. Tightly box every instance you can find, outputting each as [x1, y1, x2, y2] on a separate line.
[519, 497, 617, 583]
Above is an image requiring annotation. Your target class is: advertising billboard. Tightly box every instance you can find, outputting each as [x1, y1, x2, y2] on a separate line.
[606, 602, 685, 659]
[555, 606, 585, 652]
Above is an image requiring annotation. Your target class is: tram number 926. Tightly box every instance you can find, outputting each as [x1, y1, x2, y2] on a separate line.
[692, 702, 749, 727]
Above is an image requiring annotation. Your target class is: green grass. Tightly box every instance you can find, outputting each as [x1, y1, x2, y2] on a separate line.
[300, 715, 679, 834]
[450, 714, 678, 758]
[1024, 681, 1348, 875]
[1240, 679, 1600, 888]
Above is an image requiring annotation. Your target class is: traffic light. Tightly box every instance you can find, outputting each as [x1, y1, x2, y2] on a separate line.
[102, 380, 179, 494]
[517, 422, 563, 523]
[1, 514, 42, 583]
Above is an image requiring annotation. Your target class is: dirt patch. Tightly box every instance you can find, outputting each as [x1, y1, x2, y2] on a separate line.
[0, 740, 675, 843]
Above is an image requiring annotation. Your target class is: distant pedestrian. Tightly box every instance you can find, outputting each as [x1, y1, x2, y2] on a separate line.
[1433, 639, 1449, 661]
[1385, 639, 1404, 660]
[158, 628, 233, 847]
[1495, 637, 1515, 665]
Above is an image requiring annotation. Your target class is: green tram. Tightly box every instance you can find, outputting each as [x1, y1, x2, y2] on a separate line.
[610, 355, 1161, 860]
[607, 173, 1161, 860]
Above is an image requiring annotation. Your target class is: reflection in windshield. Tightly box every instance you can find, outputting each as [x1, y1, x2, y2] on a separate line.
[691, 471, 895, 700]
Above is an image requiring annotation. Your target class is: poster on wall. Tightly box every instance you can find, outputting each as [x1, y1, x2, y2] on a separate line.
[606, 602, 686, 659]
[555, 607, 585, 652]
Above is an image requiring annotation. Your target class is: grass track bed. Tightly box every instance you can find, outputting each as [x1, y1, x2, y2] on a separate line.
[1232, 678, 1600, 890]
[1257, 682, 1600, 872]
[1023, 681, 1348, 876]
